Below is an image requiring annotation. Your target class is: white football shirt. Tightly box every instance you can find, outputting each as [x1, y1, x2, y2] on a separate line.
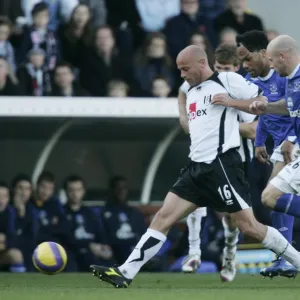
[181, 79, 256, 162]
[238, 111, 255, 162]
[180, 72, 259, 163]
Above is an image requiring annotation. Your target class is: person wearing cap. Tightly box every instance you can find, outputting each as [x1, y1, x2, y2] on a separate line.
[17, 47, 52, 96]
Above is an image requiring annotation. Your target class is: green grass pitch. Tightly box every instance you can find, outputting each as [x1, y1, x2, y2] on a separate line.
[0, 273, 299, 300]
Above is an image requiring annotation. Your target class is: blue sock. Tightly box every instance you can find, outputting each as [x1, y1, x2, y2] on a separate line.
[271, 211, 294, 243]
[10, 263, 26, 273]
[274, 194, 300, 218]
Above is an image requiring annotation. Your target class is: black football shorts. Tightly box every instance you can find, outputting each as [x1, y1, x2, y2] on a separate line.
[170, 149, 252, 213]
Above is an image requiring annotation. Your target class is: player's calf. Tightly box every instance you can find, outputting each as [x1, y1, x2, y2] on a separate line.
[234, 208, 267, 241]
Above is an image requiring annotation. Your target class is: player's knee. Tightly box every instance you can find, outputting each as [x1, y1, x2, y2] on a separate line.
[6, 248, 24, 264]
[261, 187, 276, 209]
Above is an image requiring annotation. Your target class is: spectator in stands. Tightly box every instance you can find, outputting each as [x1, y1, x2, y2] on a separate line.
[0, 56, 23, 96]
[22, 0, 78, 31]
[79, 0, 107, 27]
[213, 43, 240, 73]
[219, 27, 238, 45]
[134, 32, 175, 96]
[0, 17, 16, 73]
[58, 4, 93, 68]
[17, 48, 52, 96]
[151, 76, 171, 98]
[105, 0, 143, 49]
[107, 80, 129, 97]
[51, 61, 89, 97]
[190, 31, 215, 69]
[101, 176, 147, 264]
[17, 2, 59, 70]
[164, 0, 217, 60]
[266, 29, 279, 42]
[32, 171, 67, 246]
[135, 0, 180, 32]
[0, 181, 26, 273]
[198, 0, 225, 20]
[214, 0, 264, 40]
[79, 25, 132, 96]
[34, 171, 56, 204]
[10, 174, 38, 271]
[63, 175, 112, 271]
[11, 174, 33, 223]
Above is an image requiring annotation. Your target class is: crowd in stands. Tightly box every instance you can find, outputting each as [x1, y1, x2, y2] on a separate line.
[0, 0, 276, 98]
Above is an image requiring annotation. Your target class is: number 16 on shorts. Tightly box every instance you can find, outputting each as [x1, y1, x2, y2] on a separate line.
[218, 185, 234, 206]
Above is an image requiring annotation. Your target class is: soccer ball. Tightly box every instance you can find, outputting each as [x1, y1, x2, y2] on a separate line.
[32, 242, 67, 275]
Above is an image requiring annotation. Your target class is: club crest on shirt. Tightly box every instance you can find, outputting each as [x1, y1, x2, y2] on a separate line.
[294, 79, 300, 91]
[269, 83, 278, 94]
[203, 95, 212, 106]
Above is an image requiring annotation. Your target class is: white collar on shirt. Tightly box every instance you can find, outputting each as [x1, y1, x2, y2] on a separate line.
[258, 69, 275, 81]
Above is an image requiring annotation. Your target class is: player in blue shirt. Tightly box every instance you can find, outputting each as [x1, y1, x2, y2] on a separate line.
[250, 35, 300, 226]
[212, 31, 298, 278]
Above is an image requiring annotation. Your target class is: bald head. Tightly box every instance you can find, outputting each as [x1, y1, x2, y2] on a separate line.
[266, 35, 300, 77]
[177, 45, 207, 65]
[176, 45, 212, 86]
[267, 35, 299, 56]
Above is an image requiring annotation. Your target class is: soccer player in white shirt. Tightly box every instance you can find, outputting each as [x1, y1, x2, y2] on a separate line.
[90, 45, 300, 288]
[179, 44, 257, 281]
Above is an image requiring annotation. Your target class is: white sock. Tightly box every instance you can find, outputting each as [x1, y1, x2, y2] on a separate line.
[187, 208, 206, 256]
[222, 217, 239, 260]
[118, 228, 166, 279]
[262, 226, 300, 270]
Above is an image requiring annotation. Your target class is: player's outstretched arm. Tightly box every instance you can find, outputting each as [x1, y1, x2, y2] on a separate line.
[178, 89, 189, 134]
[250, 99, 289, 115]
[212, 93, 266, 114]
[265, 99, 289, 115]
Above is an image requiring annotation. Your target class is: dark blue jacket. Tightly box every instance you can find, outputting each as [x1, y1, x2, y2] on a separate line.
[101, 203, 147, 263]
[164, 12, 217, 60]
[64, 204, 108, 256]
[32, 197, 68, 244]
